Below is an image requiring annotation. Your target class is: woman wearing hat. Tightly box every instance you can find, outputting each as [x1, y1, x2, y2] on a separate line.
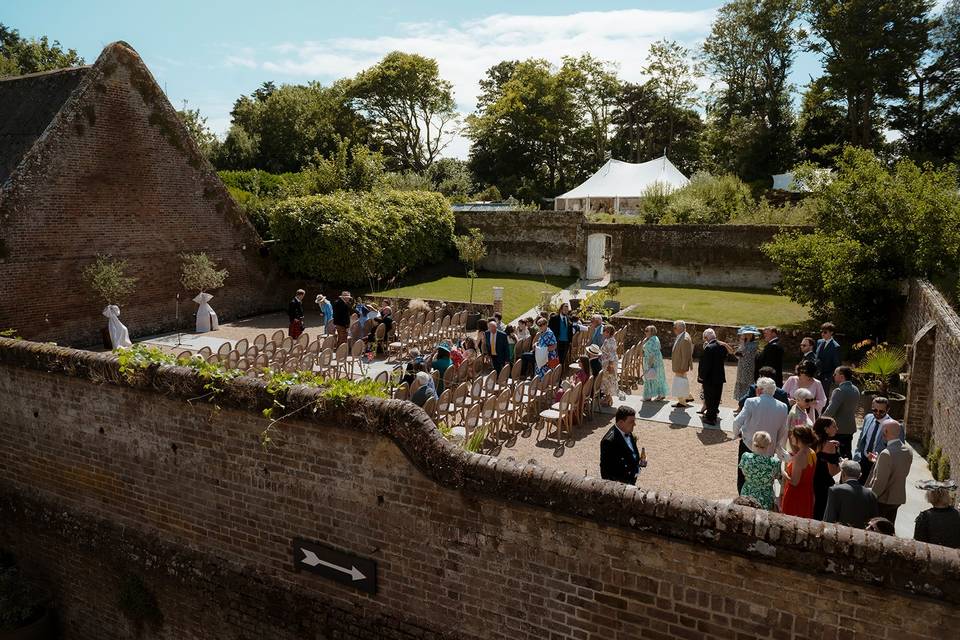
[585, 343, 603, 378]
[914, 481, 960, 548]
[734, 326, 760, 401]
[316, 294, 334, 335]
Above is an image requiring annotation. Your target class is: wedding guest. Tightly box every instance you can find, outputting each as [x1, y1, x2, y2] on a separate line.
[738, 431, 781, 510]
[332, 291, 355, 345]
[535, 317, 559, 379]
[799, 337, 818, 371]
[786, 388, 815, 430]
[641, 325, 668, 401]
[410, 371, 438, 408]
[854, 397, 905, 483]
[733, 326, 759, 401]
[586, 344, 603, 378]
[756, 326, 784, 386]
[815, 322, 841, 395]
[315, 294, 334, 335]
[780, 424, 818, 519]
[697, 328, 727, 426]
[823, 460, 879, 529]
[734, 377, 788, 490]
[288, 289, 306, 339]
[599, 324, 619, 405]
[600, 406, 641, 485]
[736, 366, 790, 412]
[865, 517, 896, 536]
[822, 366, 860, 458]
[914, 481, 960, 548]
[782, 360, 827, 420]
[548, 303, 573, 367]
[505, 324, 518, 362]
[866, 419, 913, 525]
[670, 320, 695, 408]
[812, 417, 841, 520]
[589, 314, 605, 347]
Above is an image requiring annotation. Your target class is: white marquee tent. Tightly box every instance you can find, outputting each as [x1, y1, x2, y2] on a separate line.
[554, 157, 690, 213]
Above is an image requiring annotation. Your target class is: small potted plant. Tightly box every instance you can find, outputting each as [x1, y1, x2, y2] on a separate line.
[180, 253, 229, 333]
[602, 281, 622, 314]
[82, 254, 137, 349]
[856, 342, 908, 419]
[0, 552, 52, 640]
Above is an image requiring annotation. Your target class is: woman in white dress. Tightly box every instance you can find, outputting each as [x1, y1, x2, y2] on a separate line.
[599, 324, 619, 406]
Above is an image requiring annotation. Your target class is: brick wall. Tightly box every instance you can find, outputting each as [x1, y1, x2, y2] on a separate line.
[0, 43, 284, 348]
[454, 211, 807, 289]
[903, 279, 960, 465]
[0, 337, 958, 639]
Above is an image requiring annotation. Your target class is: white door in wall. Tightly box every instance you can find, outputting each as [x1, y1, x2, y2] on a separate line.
[586, 233, 609, 280]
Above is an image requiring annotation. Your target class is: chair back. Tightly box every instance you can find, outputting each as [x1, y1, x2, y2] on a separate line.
[235, 338, 249, 354]
[374, 323, 386, 342]
[297, 333, 309, 347]
[350, 339, 366, 358]
[270, 330, 284, 344]
[373, 370, 389, 387]
[197, 346, 212, 358]
[334, 342, 349, 362]
[423, 396, 437, 419]
[496, 365, 511, 389]
[253, 333, 267, 349]
[483, 371, 498, 396]
[236, 357, 249, 371]
[463, 404, 481, 439]
[437, 388, 452, 413]
[481, 396, 497, 421]
[280, 336, 294, 350]
[442, 365, 456, 388]
[307, 340, 321, 355]
[317, 348, 333, 371]
[394, 382, 409, 401]
[217, 342, 232, 358]
[510, 359, 523, 381]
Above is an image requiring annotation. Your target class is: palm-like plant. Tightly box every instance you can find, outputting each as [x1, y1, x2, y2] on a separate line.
[856, 343, 907, 395]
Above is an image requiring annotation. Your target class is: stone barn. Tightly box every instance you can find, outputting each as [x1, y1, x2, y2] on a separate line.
[0, 41, 283, 347]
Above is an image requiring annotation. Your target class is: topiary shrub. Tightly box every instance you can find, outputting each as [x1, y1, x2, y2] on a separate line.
[269, 189, 454, 287]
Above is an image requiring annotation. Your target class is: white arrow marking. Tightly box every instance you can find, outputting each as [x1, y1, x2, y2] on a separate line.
[301, 548, 366, 581]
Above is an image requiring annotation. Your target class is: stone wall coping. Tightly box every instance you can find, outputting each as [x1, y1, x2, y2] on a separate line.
[1, 336, 958, 603]
[914, 279, 960, 341]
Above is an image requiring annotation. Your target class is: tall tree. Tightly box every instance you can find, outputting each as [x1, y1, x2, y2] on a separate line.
[795, 77, 847, 165]
[642, 40, 699, 155]
[0, 23, 83, 77]
[348, 52, 458, 172]
[559, 54, 621, 167]
[701, 0, 800, 179]
[466, 59, 586, 203]
[804, 0, 934, 148]
[177, 106, 219, 161]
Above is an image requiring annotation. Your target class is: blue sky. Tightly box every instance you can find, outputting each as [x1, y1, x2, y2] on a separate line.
[8, 1, 827, 158]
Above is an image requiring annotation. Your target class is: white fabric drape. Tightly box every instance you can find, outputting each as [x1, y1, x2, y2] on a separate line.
[193, 292, 219, 333]
[102, 305, 132, 349]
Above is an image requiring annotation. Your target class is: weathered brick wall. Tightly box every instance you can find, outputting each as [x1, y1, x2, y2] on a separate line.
[1, 338, 958, 639]
[0, 43, 284, 348]
[903, 279, 960, 465]
[455, 211, 807, 289]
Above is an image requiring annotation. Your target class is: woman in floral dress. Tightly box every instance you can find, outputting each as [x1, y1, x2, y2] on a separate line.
[641, 325, 668, 401]
[534, 317, 558, 379]
[599, 324, 619, 405]
[733, 326, 759, 401]
[738, 431, 782, 510]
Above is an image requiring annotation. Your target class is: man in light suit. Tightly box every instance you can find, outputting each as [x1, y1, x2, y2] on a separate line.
[815, 322, 841, 395]
[482, 319, 510, 372]
[670, 320, 694, 407]
[733, 377, 788, 491]
[822, 366, 860, 458]
[866, 419, 914, 525]
[854, 397, 905, 482]
[823, 460, 879, 529]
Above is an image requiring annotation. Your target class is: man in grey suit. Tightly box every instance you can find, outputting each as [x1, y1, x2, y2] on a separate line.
[823, 460, 878, 528]
[822, 366, 860, 459]
[733, 377, 788, 491]
[866, 419, 914, 525]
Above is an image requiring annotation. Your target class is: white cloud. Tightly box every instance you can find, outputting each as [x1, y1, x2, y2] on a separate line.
[223, 8, 718, 157]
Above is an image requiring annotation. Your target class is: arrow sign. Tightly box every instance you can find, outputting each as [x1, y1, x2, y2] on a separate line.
[292, 538, 377, 594]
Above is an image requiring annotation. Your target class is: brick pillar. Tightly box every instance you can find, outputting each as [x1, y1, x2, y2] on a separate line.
[905, 322, 936, 443]
[492, 286, 504, 316]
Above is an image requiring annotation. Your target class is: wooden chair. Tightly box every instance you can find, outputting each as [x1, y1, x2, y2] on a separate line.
[423, 396, 438, 420]
[510, 359, 523, 382]
[346, 339, 367, 379]
[436, 388, 454, 426]
[253, 333, 267, 349]
[280, 336, 294, 351]
[297, 333, 310, 348]
[373, 370, 390, 389]
[493, 388, 512, 435]
[462, 403, 482, 443]
[236, 357, 249, 371]
[539, 387, 573, 442]
[394, 382, 409, 401]
[244, 345, 259, 360]
[197, 346, 213, 359]
[270, 330, 284, 344]
[480, 396, 500, 439]
[442, 364, 456, 391]
[495, 365, 511, 392]
[451, 382, 473, 421]
[216, 342, 232, 360]
[316, 348, 335, 377]
[235, 338, 249, 354]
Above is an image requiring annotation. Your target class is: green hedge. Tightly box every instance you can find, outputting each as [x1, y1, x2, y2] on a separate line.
[218, 169, 312, 198]
[269, 190, 454, 286]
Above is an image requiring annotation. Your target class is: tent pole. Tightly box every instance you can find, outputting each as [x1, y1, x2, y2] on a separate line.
[614, 196, 620, 214]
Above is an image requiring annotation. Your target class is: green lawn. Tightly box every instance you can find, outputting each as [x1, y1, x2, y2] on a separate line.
[372, 272, 575, 321]
[619, 283, 810, 328]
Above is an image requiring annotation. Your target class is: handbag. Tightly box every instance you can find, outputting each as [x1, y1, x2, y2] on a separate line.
[534, 344, 549, 367]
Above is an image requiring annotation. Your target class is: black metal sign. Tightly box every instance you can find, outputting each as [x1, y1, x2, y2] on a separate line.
[292, 538, 377, 594]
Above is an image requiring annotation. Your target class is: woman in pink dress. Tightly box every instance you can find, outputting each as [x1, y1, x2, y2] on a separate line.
[782, 360, 826, 420]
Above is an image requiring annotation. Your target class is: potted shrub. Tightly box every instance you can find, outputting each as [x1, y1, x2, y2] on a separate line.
[0, 552, 52, 640]
[856, 342, 908, 419]
[82, 254, 137, 349]
[180, 253, 229, 333]
[453, 228, 487, 330]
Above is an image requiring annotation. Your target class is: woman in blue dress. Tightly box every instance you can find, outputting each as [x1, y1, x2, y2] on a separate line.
[534, 317, 558, 378]
[641, 325, 668, 400]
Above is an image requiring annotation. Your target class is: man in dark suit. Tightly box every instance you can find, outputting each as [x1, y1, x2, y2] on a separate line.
[815, 322, 841, 395]
[482, 320, 510, 372]
[799, 337, 819, 372]
[736, 366, 790, 412]
[755, 326, 784, 386]
[331, 291, 355, 345]
[600, 406, 641, 484]
[548, 303, 574, 367]
[697, 328, 727, 426]
[288, 289, 305, 338]
[823, 460, 879, 529]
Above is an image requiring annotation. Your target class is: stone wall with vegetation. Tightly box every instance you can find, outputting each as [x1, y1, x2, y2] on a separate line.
[903, 279, 960, 475]
[0, 337, 957, 639]
[0, 43, 284, 348]
[455, 211, 806, 289]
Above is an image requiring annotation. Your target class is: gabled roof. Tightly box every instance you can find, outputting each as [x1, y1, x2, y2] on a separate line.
[556, 157, 690, 200]
[0, 66, 91, 184]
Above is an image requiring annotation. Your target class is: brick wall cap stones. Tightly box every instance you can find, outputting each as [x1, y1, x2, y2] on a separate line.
[1, 336, 959, 604]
